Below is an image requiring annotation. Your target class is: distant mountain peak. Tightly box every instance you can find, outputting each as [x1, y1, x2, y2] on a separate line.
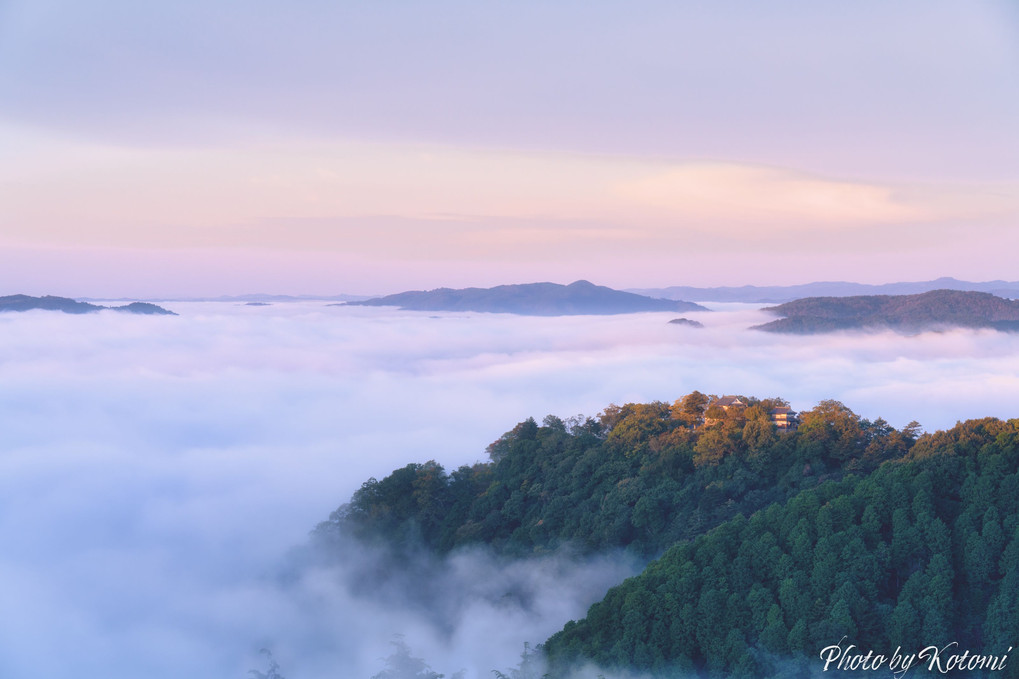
[346, 281, 706, 316]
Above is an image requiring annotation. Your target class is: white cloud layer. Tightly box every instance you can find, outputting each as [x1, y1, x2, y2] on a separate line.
[1, 303, 1018, 677]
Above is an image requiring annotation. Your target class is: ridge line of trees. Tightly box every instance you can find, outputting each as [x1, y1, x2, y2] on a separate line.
[316, 394, 921, 560]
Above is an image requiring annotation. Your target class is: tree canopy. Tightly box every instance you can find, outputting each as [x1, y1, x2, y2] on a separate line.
[310, 395, 1019, 677]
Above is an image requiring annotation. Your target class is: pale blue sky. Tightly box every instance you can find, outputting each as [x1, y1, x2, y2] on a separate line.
[1, 1, 1017, 295]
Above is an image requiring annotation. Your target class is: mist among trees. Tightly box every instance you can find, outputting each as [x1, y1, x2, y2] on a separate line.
[294, 393, 1019, 677]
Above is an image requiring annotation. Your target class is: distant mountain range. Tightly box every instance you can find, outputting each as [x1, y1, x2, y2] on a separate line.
[30, 278, 1019, 311]
[345, 280, 707, 315]
[753, 289, 1019, 333]
[630, 277, 1019, 303]
[0, 295, 176, 315]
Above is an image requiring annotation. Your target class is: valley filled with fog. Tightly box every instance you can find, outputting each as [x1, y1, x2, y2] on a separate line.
[1, 302, 1017, 678]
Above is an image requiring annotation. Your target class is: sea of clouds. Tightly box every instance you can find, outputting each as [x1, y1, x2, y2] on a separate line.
[1, 302, 1018, 678]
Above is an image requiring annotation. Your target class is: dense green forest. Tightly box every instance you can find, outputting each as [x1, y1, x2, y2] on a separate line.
[544, 416, 1019, 677]
[316, 394, 915, 559]
[315, 394, 1019, 677]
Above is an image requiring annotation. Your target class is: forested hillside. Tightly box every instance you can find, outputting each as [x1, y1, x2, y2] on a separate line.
[316, 394, 916, 560]
[315, 396, 1019, 678]
[544, 417, 1019, 677]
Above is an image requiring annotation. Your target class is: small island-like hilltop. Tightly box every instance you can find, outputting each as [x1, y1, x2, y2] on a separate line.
[345, 280, 707, 316]
[753, 289, 1019, 333]
[0, 295, 176, 316]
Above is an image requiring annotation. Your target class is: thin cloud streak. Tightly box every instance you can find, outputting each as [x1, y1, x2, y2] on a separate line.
[2, 131, 1015, 295]
[5, 143, 975, 245]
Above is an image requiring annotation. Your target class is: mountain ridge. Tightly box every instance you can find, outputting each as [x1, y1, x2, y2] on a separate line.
[753, 289, 1019, 333]
[630, 277, 1019, 303]
[0, 294, 176, 315]
[345, 280, 708, 315]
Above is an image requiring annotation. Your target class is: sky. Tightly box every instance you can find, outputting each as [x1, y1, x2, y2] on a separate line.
[3, 302, 1019, 678]
[1, 0, 1017, 296]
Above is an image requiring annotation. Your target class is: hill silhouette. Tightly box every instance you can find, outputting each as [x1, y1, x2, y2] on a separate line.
[754, 289, 1019, 333]
[0, 295, 176, 315]
[346, 280, 707, 315]
[632, 277, 1019, 303]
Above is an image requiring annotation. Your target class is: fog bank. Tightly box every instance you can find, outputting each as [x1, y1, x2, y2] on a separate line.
[1, 302, 1017, 677]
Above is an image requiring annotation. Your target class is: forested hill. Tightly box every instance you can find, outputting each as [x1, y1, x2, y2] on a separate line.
[344, 280, 707, 315]
[754, 289, 1019, 334]
[317, 398, 1019, 678]
[544, 417, 1019, 678]
[630, 277, 1019, 304]
[316, 395, 917, 560]
[0, 294, 176, 315]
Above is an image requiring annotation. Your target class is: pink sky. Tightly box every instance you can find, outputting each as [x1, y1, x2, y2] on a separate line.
[1, 1, 1016, 296]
